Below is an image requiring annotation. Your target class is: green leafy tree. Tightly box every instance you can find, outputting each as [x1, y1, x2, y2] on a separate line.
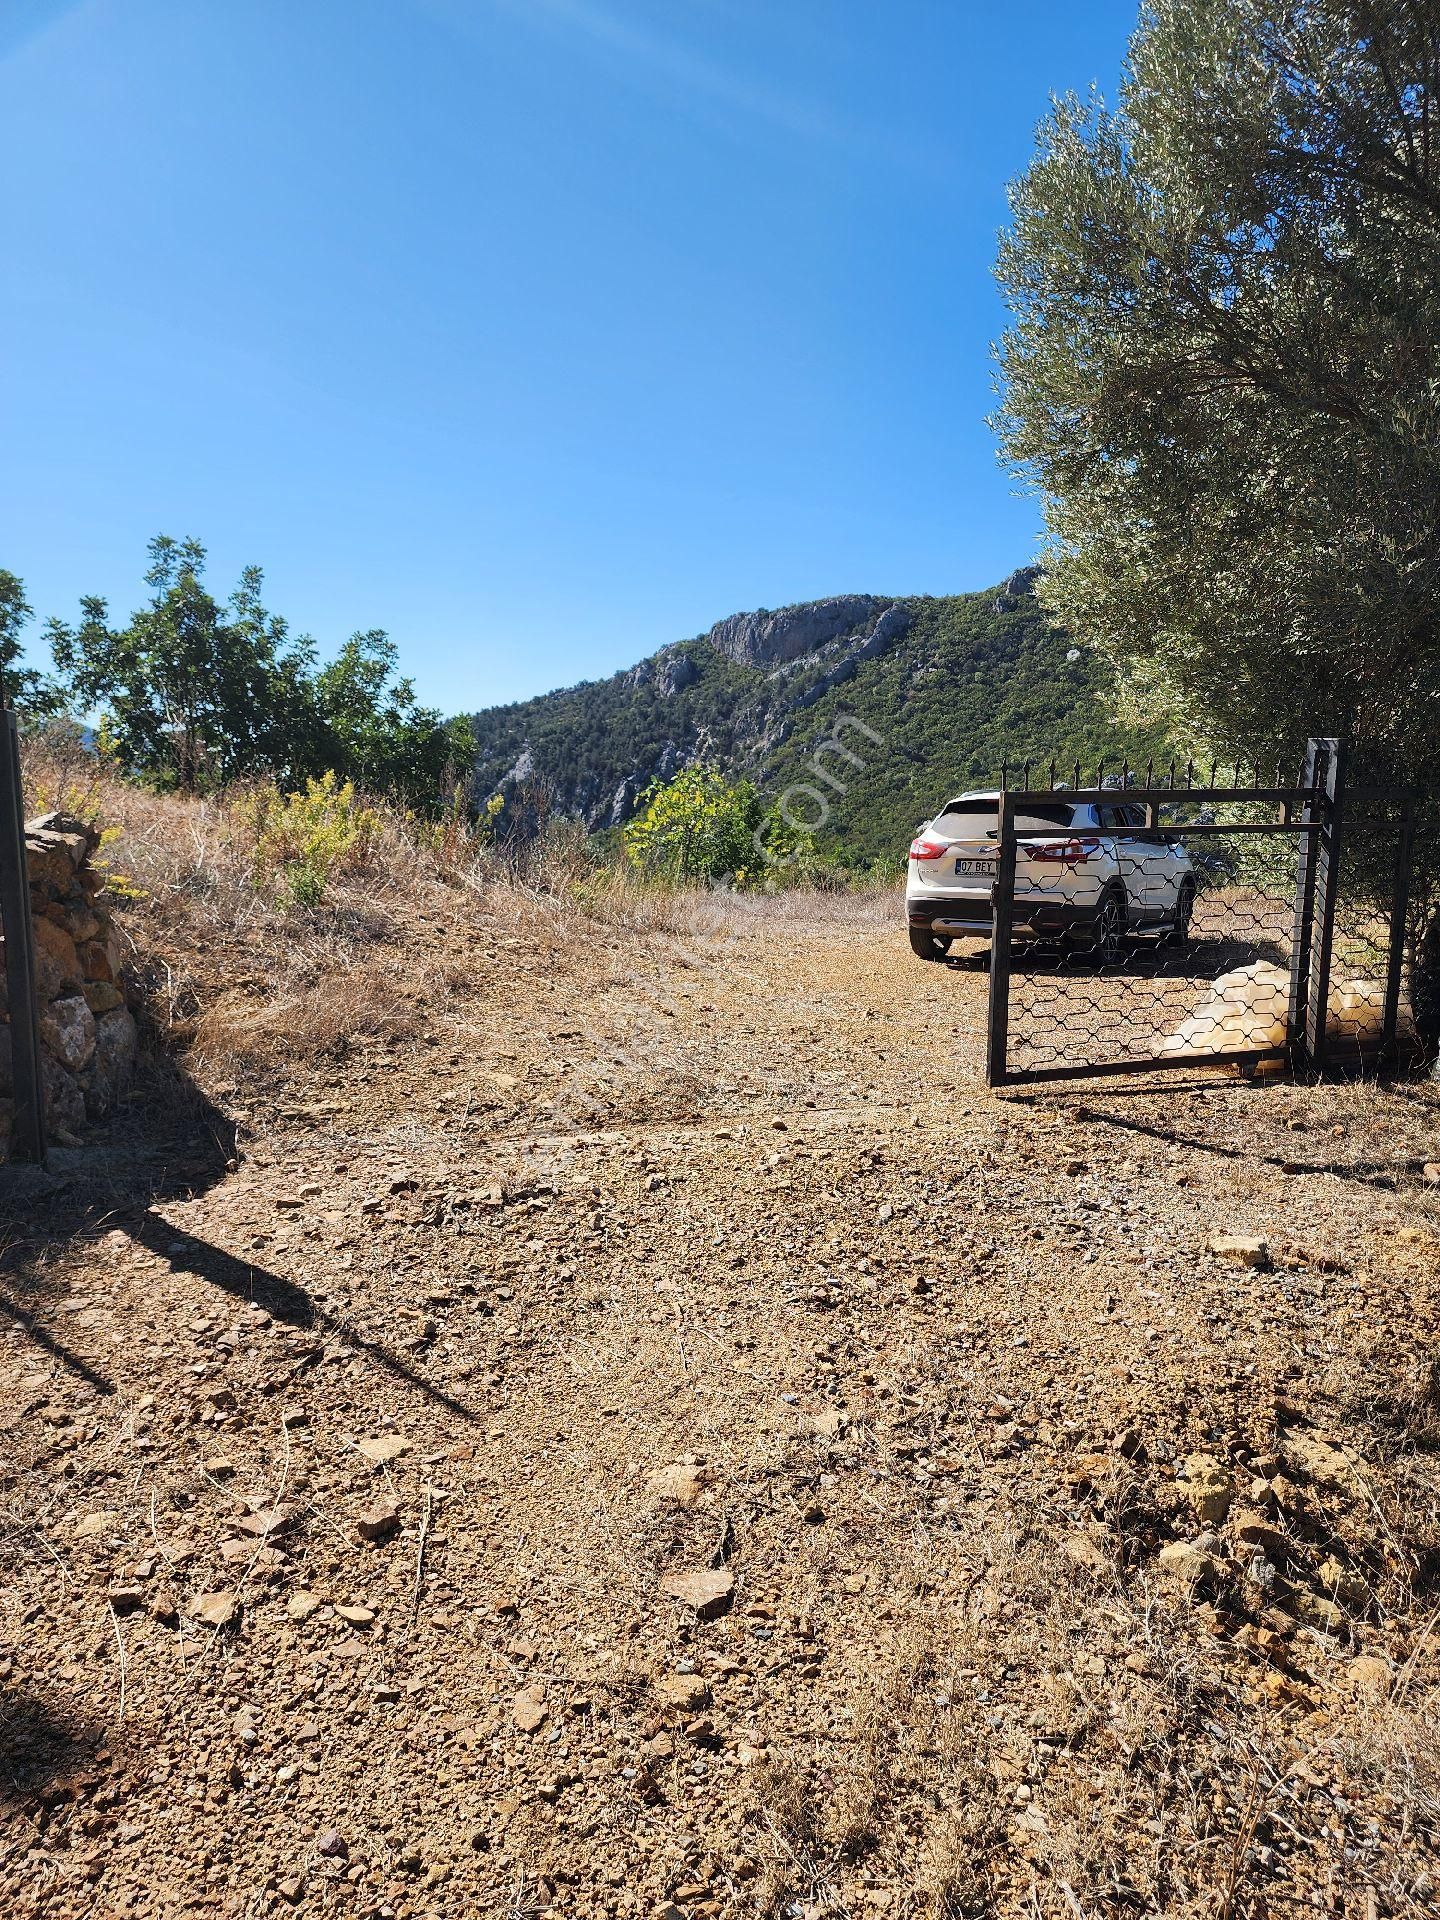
[48, 537, 314, 791]
[623, 766, 765, 884]
[45, 537, 472, 813]
[994, 0, 1440, 1020]
[228, 560, 326, 776]
[0, 570, 61, 721]
[311, 630, 475, 806]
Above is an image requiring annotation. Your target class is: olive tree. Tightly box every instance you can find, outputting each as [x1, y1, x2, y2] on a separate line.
[994, 0, 1440, 1027]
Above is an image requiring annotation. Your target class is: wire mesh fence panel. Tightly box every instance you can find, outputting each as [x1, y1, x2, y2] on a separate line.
[1002, 801, 1303, 1080]
[980, 746, 1422, 1086]
[1325, 793, 1418, 1064]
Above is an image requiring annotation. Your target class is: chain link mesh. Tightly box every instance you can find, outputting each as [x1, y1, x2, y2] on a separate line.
[1004, 802, 1302, 1078]
[1326, 795, 1415, 1058]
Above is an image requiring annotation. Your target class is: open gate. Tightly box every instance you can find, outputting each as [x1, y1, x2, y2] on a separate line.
[984, 738, 1419, 1088]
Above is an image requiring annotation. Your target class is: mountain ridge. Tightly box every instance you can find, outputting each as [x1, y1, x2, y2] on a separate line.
[467, 573, 1169, 862]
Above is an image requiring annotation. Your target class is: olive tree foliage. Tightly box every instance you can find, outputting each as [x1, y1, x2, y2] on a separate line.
[994, 0, 1440, 794]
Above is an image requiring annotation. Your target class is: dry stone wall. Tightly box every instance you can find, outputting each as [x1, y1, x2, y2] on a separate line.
[3, 811, 139, 1151]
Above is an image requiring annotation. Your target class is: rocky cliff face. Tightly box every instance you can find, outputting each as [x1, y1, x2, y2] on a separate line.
[470, 593, 918, 832]
[993, 565, 1040, 613]
[790, 602, 912, 712]
[625, 646, 700, 697]
[704, 595, 893, 671]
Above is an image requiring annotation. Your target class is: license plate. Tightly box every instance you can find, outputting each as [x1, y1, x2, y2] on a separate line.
[955, 857, 994, 878]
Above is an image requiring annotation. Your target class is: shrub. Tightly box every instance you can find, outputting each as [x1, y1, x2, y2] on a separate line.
[238, 770, 380, 908]
[623, 767, 764, 884]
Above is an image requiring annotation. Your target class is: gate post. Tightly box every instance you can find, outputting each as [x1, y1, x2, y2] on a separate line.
[0, 700, 47, 1164]
[1305, 736, 1346, 1078]
[985, 794, 1017, 1088]
[1287, 737, 1322, 1075]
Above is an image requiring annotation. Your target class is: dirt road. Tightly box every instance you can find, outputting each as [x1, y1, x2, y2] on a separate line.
[3, 901, 1439, 1918]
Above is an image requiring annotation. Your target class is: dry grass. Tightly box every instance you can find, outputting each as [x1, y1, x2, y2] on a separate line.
[25, 743, 460, 1077]
[734, 1485, 1440, 1919]
[21, 740, 900, 1093]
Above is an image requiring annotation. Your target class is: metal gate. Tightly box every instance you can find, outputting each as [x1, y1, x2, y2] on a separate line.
[985, 738, 1419, 1087]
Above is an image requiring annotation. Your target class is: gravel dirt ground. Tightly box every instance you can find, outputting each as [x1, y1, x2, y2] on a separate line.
[3, 890, 1439, 1920]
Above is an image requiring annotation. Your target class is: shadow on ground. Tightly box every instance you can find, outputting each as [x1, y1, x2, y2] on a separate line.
[0, 1055, 483, 1424]
[0, 1685, 111, 1806]
[0, 1059, 236, 1400]
[1000, 1078, 1440, 1193]
[124, 1209, 483, 1423]
[943, 932, 1291, 978]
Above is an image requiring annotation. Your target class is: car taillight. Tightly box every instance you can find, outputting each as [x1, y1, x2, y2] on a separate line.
[1028, 835, 1101, 863]
[909, 836, 947, 861]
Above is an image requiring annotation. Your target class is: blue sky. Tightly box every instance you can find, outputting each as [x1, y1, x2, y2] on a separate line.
[2, 0, 1136, 709]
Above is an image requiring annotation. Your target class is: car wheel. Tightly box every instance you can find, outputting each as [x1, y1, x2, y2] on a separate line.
[909, 927, 953, 961]
[1164, 881, 1195, 946]
[1090, 889, 1125, 966]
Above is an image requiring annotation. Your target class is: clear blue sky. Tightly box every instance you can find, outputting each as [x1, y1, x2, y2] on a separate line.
[2, 0, 1135, 710]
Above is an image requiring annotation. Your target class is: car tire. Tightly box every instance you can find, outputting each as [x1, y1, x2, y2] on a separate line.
[1164, 880, 1195, 946]
[1090, 889, 1125, 966]
[909, 927, 953, 961]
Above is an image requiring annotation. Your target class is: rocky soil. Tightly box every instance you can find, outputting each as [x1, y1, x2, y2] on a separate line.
[2, 895, 1438, 1919]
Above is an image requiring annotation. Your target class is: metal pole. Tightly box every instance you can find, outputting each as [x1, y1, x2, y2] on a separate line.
[0, 704, 47, 1163]
[1306, 737, 1346, 1078]
[985, 795, 1017, 1088]
[1286, 738, 1321, 1074]
[1381, 794, 1416, 1060]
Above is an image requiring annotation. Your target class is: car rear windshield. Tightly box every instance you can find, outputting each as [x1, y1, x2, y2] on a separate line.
[931, 800, 1075, 835]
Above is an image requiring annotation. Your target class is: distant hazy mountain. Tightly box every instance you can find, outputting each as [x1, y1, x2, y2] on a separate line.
[467, 572, 1169, 863]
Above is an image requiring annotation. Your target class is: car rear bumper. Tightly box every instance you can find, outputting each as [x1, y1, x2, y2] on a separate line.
[907, 896, 1104, 938]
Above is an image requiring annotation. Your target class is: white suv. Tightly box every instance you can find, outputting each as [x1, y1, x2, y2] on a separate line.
[906, 791, 1196, 962]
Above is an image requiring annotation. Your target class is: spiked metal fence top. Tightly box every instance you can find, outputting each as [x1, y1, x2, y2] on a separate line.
[998, 754, 1294, 796]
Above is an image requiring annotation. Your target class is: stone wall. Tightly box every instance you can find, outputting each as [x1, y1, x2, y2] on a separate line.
[3, 811, 139, 1151]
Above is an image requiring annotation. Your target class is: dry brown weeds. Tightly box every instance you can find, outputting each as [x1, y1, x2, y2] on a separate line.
[20, 742, 896, 1092]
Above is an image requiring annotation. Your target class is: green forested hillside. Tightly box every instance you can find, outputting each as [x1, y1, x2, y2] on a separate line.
[758, 590, 1170, 861]
[468, 577, 1170, 865]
